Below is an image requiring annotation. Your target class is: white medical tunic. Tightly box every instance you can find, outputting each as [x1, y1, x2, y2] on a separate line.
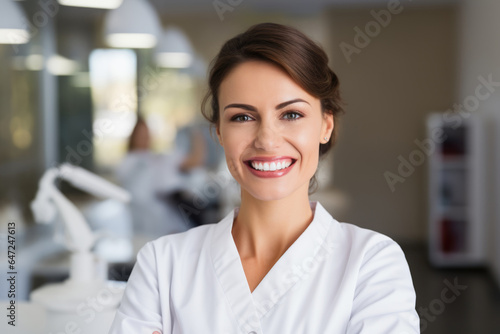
[109, 202, 419, 334]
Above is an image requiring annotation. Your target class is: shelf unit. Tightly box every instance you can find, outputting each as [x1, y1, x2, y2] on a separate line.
[427, 112, 487, 267]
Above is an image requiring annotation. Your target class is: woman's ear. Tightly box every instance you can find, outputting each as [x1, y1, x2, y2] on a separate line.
[216, 126, 223, 147]
[321, 113, 334, 143]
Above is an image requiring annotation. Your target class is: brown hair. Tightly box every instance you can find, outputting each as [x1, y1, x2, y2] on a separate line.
[202, 22, 344, 192]
[128, 116, 149, 151]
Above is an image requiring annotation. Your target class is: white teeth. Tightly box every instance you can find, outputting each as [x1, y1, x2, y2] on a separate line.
[250, 160, 293, 171]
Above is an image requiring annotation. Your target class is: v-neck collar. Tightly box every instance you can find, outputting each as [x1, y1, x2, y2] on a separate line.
[210, 201, 334, 332]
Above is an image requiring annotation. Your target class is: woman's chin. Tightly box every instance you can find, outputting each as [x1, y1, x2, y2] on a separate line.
[243, 186, 297, 203]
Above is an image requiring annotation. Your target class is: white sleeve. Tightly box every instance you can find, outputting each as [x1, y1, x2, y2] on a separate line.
[346, 240, 420, 334]
[108, 241, 169, 334]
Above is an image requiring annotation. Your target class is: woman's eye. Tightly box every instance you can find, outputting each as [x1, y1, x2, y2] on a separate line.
[231, 114, 253, 122]
[282, 111, 302, 121]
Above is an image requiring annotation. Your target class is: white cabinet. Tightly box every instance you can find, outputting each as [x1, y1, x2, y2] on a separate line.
[427, 112, 487, 267]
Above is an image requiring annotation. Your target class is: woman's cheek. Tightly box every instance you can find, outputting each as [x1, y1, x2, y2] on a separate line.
[293, 129, 319, 151]
[224, 147, 238, 171]
[223, 143, 245, 179]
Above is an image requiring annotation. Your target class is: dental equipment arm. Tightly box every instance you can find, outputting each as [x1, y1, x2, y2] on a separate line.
[30, 163, 130, 282]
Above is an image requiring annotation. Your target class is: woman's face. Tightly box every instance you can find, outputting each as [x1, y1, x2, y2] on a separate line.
[217, 60, 334, 202]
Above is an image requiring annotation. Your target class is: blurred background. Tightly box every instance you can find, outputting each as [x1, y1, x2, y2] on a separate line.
[0, 0, 500, 333]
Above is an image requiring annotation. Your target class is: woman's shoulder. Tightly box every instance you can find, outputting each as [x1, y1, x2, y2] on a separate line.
[316, 202, 397, 249]
[335, 221, 405, 262]
[337, 221, 396, 246]
[316, 204, 404, 261]
[148, 223, 216, 252]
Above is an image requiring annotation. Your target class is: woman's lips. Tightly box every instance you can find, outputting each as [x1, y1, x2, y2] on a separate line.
[244, 157, 296, 178]
[250, 158, 293, 171]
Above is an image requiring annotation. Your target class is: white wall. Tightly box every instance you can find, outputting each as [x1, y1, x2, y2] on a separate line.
[458, 0, 500, 284]
[328, 6, 457, 242]
[458, 1, 500, 99]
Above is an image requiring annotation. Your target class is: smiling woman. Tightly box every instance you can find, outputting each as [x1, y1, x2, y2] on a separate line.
[109, 23, 420, 334]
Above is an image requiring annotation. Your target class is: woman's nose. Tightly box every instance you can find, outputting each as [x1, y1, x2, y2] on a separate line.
[254, 122, 281, 151]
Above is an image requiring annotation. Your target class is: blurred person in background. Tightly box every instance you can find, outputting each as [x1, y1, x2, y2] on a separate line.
[171, 120, 226, 226]
[116, 117, 193, 239]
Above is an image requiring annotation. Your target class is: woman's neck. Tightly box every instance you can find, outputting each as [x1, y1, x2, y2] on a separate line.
[231, 186, 314, 262]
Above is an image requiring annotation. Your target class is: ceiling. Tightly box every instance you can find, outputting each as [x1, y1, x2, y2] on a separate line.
[22, 0, 459, 22]
[151, 0, 459, 15]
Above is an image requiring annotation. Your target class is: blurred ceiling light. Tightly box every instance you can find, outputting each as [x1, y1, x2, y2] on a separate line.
[26, 54, 44, 70]
[156, 53, 193, 69]
[155, 27, 194, 68]
[47, 55, 80, 76]
[12, 54, 44, 71]
[58, 0, 123, 9]
[106, 33, 157, 49]
[104, 0, 161, 49]
[0, 0, 30, 44]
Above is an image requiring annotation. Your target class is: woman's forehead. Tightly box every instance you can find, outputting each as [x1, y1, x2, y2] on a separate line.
[219, 60, 318, 106]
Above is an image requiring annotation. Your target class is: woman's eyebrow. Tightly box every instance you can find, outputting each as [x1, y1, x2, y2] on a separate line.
[223, 103, 256, 111]
[275, 98, 309, 109]
[223, 98, 309, 111]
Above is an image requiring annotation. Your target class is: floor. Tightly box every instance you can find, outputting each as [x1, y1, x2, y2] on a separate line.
[402, 244, 500, 334]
